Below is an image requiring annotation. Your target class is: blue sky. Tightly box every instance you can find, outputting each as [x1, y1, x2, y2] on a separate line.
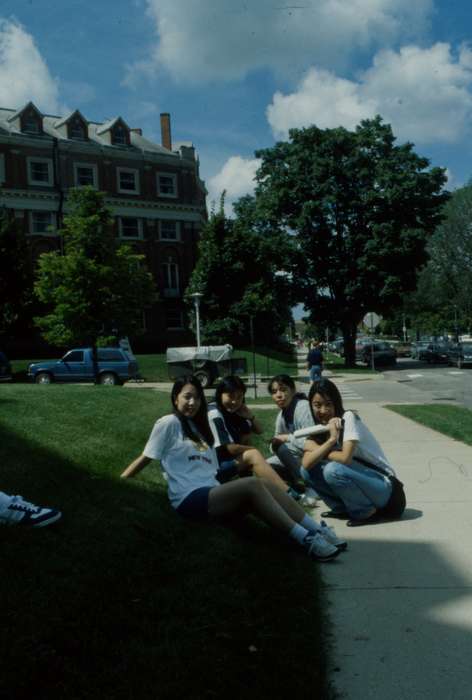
[2, 0, 472, 215]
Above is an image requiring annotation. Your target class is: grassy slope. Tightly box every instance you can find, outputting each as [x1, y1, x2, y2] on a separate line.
[386, 404, 472, 446]
[0, 385, 332, 700]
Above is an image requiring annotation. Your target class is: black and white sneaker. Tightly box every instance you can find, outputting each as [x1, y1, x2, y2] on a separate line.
[0, 495, 62, 528]
[304, 533, 340, 562]
[320, 520, 348, 551]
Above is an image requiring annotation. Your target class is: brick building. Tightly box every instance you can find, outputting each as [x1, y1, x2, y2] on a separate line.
[0, 101, 207, 350]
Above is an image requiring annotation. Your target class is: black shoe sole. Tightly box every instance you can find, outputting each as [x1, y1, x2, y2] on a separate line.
[321, 510, 349, 520]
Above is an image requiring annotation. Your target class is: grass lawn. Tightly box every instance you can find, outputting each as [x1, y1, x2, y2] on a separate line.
[386, 404, 472, 446]
[324, 352, 376, 374]
[0, 385, 333, 700]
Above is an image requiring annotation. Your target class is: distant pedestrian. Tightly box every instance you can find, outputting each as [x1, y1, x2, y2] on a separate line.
[306, 340, 323, 383]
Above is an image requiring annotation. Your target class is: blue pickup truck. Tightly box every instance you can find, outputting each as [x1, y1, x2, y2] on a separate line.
[28, 347, 139, 385]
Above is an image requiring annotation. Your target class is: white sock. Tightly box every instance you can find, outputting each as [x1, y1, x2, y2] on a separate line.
[289, 523, 311, 545]
[301, 514, 321, 535]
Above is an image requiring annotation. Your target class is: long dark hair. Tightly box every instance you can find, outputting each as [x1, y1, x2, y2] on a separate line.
[308, 378, 345, 421]
[214, 375, 248, 442]
[171, 375, 214, 447]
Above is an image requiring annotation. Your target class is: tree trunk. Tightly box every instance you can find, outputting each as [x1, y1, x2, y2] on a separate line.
[341, 319, 358, 368]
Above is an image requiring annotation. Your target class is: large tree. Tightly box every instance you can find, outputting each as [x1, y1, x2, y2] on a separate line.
[34, 187, 156, 350]
[0, 207, 34, 340]
[186, 195, 295, 345]
[255, 117, 449, 365]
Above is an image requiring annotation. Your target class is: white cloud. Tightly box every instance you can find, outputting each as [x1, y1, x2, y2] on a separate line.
[129, 0, 432, 83]
[267, 43, 472, 145]
[0, 18, 60, 113]
[207, 156, 260, 215]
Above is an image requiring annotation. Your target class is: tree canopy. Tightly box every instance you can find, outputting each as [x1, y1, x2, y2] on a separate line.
[186, 195, 295, 345]
[0, 208, 34, 340]
[255, 116, 449, 365]
[34, 187, 156, 349]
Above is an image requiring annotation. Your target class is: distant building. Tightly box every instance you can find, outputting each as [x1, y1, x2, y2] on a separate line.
[0, 102, 207, 349]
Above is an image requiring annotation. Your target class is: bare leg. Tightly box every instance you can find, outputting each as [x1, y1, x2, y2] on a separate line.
[208, 477, 296, 535]
[236, 449, 289, 492]
[262, 479, 313, 523]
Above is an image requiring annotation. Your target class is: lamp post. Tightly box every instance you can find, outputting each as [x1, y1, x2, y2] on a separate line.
[190, 292, 203, 349]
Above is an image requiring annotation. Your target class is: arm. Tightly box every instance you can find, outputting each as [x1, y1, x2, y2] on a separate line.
[121, 454, 152, 479]
[235, 404, 263, 435]
[302, 417, 356, 469]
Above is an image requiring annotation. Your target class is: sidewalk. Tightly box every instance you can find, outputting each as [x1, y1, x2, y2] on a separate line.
[322, 403, 472, 699]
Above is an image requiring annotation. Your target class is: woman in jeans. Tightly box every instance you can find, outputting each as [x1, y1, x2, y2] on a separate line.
[301, 378, 395, 526]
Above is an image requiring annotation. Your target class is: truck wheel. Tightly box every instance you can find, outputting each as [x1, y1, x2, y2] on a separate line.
[194, 370, 211, 388]
[35, 372, 52, 384]
[99, 372, 119, 386]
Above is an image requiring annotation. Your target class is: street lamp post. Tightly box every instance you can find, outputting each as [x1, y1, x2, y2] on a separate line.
[190, 292, 203, 349]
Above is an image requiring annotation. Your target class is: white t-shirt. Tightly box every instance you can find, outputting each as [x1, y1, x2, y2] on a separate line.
[143, 414, 219, 508]
[342, 410, 395, 476]
[207, 404, 234, 448]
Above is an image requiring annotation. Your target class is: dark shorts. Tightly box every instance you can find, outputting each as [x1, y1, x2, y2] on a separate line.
[216, 459, 239, 483]
[176, 486, 213, 520]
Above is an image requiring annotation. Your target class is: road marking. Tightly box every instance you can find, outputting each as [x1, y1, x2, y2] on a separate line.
[407, 373, 423, 379]
[339, 386, 363, 401]
[448, 371, 464, 375]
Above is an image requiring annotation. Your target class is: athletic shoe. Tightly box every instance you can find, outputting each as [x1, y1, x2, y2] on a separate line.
[0, 495, 62, 528]
[320, 520, 347, 551]
[303, 533, 340, 562]
[298, 493, 318, 508]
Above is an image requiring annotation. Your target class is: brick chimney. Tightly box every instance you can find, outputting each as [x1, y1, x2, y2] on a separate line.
[160, 113, 172, 151]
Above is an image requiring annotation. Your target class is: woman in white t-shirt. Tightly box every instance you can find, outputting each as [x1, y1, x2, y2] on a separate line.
[301, 378, 395, 526]
[121, 375, 346, 562]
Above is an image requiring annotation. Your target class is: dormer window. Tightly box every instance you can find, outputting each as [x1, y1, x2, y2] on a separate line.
[69, 118, 87, 140]
[22, 109, 42, 134]
[112, 123, 129, 146]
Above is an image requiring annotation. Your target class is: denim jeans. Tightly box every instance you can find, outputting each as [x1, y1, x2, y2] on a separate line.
[301, 459, 392, 520]
[309, 365, 322, 382]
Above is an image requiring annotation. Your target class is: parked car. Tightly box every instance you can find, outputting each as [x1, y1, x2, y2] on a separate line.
[27, 347, 139, 385]
[420, 343, 451, 364]
[166, 345, 247, 388]
[0, 351, 12, 381]
[387, 340, 412, 357]
[447, 342, 472, 368]
[411, 341, 429, 360]
[358, 342, 397, 367]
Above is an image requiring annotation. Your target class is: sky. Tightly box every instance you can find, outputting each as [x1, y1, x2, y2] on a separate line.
[2, 0, 472, 214]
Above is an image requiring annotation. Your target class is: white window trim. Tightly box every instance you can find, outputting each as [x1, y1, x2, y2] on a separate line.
[73, 162, 98, 188]
[0, 154, 5, 184]
[27, 157, 53, 187]
[118, 216, 143, 240]
[28, 210, 57, 236]
[156, 172, 177, 198]
[117, 167, 140, 195]
[162, 261, 180, 293]
[159, 220, 180, 241]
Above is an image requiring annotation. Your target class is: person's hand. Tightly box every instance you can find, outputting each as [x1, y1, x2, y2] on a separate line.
[236, 403, 252, 419]
[327, 418, 342, 441]
[271, 435, 288, 450]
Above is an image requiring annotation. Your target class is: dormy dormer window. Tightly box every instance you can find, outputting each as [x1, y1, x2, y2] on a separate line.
[69, 117, 87, 140]
[112, 123, 129, 146]
[22, 108, 42, 134]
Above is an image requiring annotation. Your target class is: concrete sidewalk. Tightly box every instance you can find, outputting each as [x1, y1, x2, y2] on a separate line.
[322, 403, 472, 699]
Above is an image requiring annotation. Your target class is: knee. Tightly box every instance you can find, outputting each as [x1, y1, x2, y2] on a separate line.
[323, 461, 349, 486]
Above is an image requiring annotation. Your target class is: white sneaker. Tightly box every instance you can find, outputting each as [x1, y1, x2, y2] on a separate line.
[0, 495, 62, 528]
[320, 520, 347, 551]
[298, 493, 318, 508]
[304, 533, 340, 562]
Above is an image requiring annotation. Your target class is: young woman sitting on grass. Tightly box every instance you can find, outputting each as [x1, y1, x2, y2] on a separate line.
[301, 378, 401, 526]
[121, 375, 346, 562]
[208, 376, 302, 500]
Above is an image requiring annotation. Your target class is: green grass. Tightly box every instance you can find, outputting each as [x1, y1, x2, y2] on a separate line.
[324, 352, 377, 374]
[0, 385, 332, 700]
[386, 404, 472, 445]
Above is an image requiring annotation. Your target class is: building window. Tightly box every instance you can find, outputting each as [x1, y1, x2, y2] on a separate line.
[23, 112, 41, 134]
[161, 261, 179, 296]
[69, 120, 87, 140]
[117, 167, 139, 194]
[0, 154, 5, 184]
[27, 158, 53, 186]
[112, 124, 128, 146]
[73, 163, 98, 188]
[157, 172, 177, 198]
[29, 211, 56, 235]
[166, 310, 184, 329]
[159, 220, 180, 241]
[118, 217, 142, 239]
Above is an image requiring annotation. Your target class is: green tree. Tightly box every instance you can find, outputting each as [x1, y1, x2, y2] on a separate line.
[186, 195, 294, 345]
[255, 117, 448, 366]
[34, 188, 156, 352]
[0, 207, 34, 339]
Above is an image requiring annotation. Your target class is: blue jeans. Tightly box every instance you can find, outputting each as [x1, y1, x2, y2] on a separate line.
[301, 459, 392, 520]
[309, 365, 322, 382]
